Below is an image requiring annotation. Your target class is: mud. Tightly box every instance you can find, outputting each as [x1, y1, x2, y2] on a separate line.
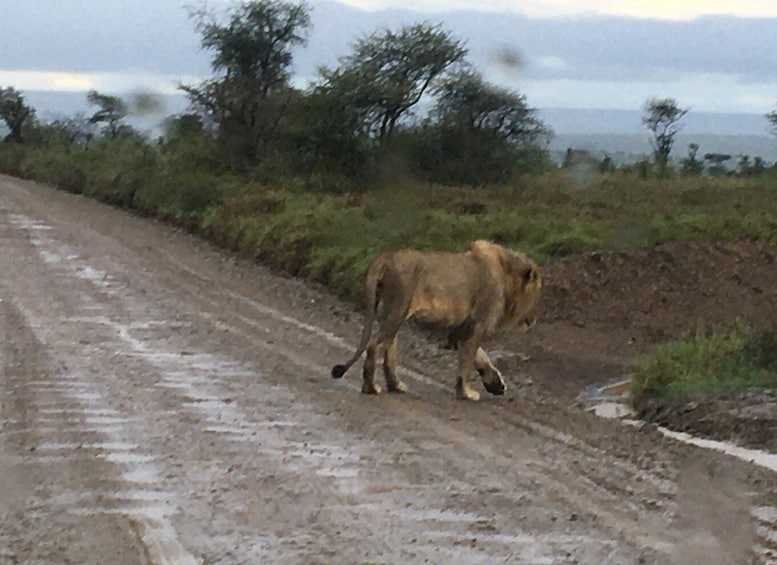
[639, 392, 777, 453]
[1, 175, 777, 564]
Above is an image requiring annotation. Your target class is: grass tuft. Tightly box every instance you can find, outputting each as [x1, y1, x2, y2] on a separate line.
[629, 326, 777, 408]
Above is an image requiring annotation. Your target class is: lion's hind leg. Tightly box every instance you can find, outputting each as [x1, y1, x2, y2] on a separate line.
[362, 341, 382, 394]
[455, 337, 481, 401]
[363, 306, 406, 395]
[383, 336, 407, 393]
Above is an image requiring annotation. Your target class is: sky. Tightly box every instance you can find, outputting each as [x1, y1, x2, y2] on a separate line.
[1, 0, 776, 130]
[336, 0, 777, 19]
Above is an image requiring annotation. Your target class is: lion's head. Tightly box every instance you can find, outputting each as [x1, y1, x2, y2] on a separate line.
[508, 255, 542, 325]
[469, 240, 542, 328]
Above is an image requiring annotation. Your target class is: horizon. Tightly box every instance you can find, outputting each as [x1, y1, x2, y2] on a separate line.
[332, 0, 777, 20]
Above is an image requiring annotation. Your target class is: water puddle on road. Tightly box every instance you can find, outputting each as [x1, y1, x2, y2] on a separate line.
[580, 378, 777, 474]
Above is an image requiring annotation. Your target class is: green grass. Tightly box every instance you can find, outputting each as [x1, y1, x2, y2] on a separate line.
[2, 141, 777, 305]
[629, 327, 777, 408]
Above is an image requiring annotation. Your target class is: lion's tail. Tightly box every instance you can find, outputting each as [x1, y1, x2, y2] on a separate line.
[331, 255, 387, 379]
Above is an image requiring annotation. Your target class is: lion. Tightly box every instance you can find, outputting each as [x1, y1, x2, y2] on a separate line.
[331, 240, 542, 401]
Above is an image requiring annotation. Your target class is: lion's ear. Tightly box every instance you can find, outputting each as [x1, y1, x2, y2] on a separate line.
[520, 265, 539, 282]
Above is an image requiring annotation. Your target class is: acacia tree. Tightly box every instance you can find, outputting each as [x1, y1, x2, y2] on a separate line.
[0, 86, 35, 143]
[87, 90, 128, 139]
[642, 97, 688, 176]
[181, 0, 311, 166]
[767, 104, 777, 137]
[318, 22, 467, 145]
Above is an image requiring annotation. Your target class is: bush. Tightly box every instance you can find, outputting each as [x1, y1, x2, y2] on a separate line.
[77, 140, 159, 208]
[0, 143, 27, 176]
[629, 327, 777, 408]
[18, 148, 87, 193]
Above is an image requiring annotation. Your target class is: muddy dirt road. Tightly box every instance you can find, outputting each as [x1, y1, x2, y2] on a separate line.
[1, 175, 776, 564]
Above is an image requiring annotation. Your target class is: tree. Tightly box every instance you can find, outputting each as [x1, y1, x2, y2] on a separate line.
[52, 113, 95, 145]
[294, 81, 372, 179]
[419, 69, 550, 184]
[680, 143, 704, 176]
[0, 86, 35, 143]
[432, 70, 548, 147]
[767, 104, 777, 137]
[87, 90, 128, 139]
[181, 0, 311, 167]
[642, 97, 688, 176]
[318, 22, 467, 145]
[704, 152, 731, 176]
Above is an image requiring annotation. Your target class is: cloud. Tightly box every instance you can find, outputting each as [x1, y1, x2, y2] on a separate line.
[333, 0, 777, 19]
[0, 71, 95, 92]
[0, 70, 198, 96]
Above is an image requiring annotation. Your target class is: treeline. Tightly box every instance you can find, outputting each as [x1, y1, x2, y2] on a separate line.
[2, 0, 777, 194]
[0, 0, 554, 192]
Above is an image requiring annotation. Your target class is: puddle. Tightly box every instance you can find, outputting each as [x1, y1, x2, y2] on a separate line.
[578, 378, 635, 417]
[396, 507, 485, 524]
[582, 378, 777, 474]
[101, 452, 157, 464]
[40, 251, 62, 264]
[122, 489, 171, 502]
[122, 465, 160, 484]
[590, 402, 634, 419]
[656, 427, 777, 473]
[316, 465, 360, 479]
[71, 391, 103, 402]
[82, 408, 122, 417]
[204, 425, 248, 436]
[93, 441, 139, 451]
[84, 416, 133, 426]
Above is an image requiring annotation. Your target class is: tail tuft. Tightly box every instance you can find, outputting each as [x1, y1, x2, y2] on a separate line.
[331, 364, 348, 379]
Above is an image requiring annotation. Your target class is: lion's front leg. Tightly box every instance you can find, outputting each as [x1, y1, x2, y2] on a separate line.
[455, 338, 480, 401]
[475, 347, 506, 396]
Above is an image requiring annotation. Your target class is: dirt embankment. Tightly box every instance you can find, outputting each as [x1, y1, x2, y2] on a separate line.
[493, 240, 777, 450]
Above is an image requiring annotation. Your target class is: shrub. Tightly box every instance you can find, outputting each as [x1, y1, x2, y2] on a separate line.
[630, 327, 777, 408]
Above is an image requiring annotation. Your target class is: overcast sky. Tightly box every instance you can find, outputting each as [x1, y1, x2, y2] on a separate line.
[1, 0, 776, 121]
[337, 0, 777, 19]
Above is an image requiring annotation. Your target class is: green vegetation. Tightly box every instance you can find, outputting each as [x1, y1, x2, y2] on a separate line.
[630, 328, 777, 408]
[3, 138, 776, 301]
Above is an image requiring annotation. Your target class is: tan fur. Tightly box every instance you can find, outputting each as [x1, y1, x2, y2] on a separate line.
[331, 240, 542, 400]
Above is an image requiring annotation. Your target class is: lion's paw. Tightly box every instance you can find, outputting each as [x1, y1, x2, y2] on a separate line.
[387, 380, 408, 393]
[362, 382, 382, 395]
[456, 385, 480, 401]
